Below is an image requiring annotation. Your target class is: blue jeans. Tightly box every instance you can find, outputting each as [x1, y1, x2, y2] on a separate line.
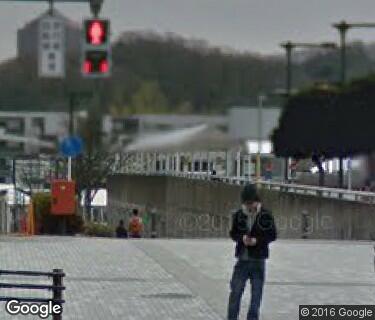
[227, 259, 265, 320]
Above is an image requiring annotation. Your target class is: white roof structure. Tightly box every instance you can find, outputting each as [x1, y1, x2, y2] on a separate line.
[125, 124, 237, 152]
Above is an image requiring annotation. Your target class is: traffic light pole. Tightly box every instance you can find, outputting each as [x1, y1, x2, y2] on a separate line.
[0, 0, 104, 17]
[67, 94, 75, 181]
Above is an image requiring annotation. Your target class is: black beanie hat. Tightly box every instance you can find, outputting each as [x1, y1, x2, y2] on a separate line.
[241, 184, 260, 203]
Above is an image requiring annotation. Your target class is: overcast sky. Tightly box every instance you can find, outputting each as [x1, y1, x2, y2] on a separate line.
[1, 0, 375, 62]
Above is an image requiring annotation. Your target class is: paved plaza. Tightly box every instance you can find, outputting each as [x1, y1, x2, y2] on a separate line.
[0, 236, 374, 319]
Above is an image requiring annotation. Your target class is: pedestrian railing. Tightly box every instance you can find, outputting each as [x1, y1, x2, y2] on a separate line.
[123, 170, 375, 204]
[0, 269, 65, 320]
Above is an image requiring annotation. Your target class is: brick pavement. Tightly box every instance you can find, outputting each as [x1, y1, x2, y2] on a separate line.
[0, 236, 374, 320]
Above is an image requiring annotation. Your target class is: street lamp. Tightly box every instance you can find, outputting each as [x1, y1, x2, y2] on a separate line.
[333, 21, 375, 188]
[333, 21, 375, 84]
[280, 41, 337, 98]
[280, 41, 337, 182]
[256, 94, 267, 182]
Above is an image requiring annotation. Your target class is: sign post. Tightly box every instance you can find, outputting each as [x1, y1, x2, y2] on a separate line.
[60, 136, 83, 180]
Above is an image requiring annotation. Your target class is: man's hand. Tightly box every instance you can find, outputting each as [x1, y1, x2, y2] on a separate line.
[243, 235, 257, 246]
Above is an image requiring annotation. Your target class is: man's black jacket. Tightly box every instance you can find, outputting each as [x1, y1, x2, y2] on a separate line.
[229, 207, 277, 259]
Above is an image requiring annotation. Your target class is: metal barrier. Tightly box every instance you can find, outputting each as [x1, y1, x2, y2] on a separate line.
[0, 269, 65, 319]
[124, 170, 375, 205]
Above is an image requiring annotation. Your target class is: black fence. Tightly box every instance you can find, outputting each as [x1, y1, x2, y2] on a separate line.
[0, 269, 65, 319]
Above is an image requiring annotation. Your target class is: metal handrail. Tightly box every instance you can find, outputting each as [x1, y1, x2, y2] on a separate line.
[121, 170, 375, 204]
[0, 269, 65, 319]
[0, 269, 65, 277]
[0, 283, 65, 290]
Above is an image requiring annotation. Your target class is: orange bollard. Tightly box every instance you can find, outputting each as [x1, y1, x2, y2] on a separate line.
[27, 202, 35, 236]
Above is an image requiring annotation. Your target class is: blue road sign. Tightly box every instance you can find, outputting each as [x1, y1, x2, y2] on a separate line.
[60, 136, 83, 158]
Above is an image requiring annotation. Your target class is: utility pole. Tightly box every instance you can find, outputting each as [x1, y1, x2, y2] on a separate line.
[282, 41, 293, 182]
[333, 21, 349, 189]
[332, 21, 375, 188]
[256, 95, 266, 183]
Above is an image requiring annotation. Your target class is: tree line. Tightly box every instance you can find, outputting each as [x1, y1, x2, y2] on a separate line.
[1, 31, 375, 114]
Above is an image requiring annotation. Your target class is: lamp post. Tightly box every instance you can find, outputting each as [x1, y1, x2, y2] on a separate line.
[67, 91, 92, 181]
[256, 94, 266, 182]
[333, 21, 375, 188]
[280, 41, 337, 182]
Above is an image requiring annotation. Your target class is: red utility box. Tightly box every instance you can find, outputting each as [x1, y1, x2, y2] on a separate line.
[51, 180, 76, 215]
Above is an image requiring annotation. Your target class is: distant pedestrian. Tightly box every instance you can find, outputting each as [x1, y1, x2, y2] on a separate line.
[115, 220, 128, 238]
[227, 184, 277, 320]
[264, 162, 273, 181]
[128, 209, 144, 238]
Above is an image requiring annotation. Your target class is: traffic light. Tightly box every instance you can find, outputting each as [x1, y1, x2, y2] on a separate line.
[85, 19, 109, 46]
[82, 18, 111, 78]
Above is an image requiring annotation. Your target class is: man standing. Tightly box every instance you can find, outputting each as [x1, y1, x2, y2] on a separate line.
[227, 184, 277, 320]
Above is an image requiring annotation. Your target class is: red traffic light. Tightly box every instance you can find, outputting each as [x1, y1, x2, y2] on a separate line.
[100, 60, 109, 73]
[85, 19, 109, 46]
[83, 60, 92, 74]
[82, 50, 110, 76]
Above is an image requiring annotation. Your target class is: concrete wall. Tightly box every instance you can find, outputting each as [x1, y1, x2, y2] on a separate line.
[107, 174, 375, 240]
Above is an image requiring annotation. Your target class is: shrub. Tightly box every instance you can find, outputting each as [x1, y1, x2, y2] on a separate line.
[84, 222, 114, 238]
[32, 192, 84, 235]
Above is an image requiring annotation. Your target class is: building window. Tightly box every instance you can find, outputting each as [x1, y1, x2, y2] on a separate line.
[32, 118, 45, 137]
[121, 119, 139, 134]
[6, 118, 24, 134]
[52, 32, 60, 40]
[42, 22, 50, 30]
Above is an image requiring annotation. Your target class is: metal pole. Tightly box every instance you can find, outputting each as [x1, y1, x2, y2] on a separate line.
[284, 43, 293, 182]
[256, 95, 265, 182]
[67, 94, 75, 181]
[176, 152, 180, 173]
[339, 23, 348, 189]
[236, 151, 241, 178]
[207, 151, 210, 176]
[67, 158, 72, 180]
[12, 159, 16, 233]
[48, 0, 54, 14]
[199, 152, 203, 172]
[338, 22, 348, 85]
[52, 268, 63, 320]
[69, 94, 75, 137]
[286, 43, 292, 96]
[347, 158, 352, 190]
[225, 151, 228, 177]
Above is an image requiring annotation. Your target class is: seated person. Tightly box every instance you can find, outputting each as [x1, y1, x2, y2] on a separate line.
[116, 220, 128, 238]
